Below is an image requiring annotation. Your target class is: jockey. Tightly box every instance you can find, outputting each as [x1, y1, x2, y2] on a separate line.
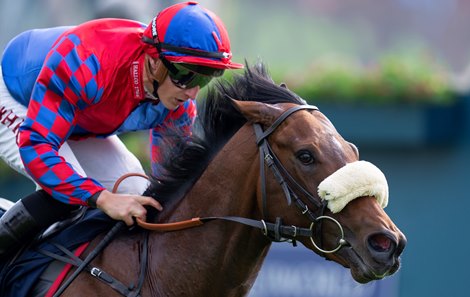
[0, 1, 243, 258]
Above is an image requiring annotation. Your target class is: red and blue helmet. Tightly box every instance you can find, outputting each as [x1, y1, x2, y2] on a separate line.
[143, 1, 243, 70]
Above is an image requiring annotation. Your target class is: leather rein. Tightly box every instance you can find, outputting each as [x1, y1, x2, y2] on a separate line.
[135, 104, 347, 254]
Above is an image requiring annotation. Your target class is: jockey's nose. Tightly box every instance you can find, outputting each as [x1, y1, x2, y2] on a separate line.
[184, 85, 200, 99]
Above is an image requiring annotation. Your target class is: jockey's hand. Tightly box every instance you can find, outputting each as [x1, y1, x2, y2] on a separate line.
[95, 190, 163, 226]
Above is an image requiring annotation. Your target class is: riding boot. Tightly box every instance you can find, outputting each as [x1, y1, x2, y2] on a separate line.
[0, 200, 41, 259]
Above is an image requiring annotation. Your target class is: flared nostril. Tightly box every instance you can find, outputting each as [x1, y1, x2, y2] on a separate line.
[368, 233, 395, 253]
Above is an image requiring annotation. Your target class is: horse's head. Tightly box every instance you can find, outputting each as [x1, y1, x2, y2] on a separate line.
[231, 97, 406, 284]
[151, 62, 406, 285]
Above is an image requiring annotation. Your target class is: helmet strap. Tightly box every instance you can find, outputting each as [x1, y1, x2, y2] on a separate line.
[152, 80, 160, 99]
[142, 35, 230, 63]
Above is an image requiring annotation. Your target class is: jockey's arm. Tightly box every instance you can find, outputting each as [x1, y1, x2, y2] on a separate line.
[150, 99, 197, 176]
[17, 35, 161, 225]
[17, 41, 105, 206]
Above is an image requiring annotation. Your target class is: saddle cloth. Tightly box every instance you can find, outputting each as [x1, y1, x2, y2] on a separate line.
[0, 208, 115, 297]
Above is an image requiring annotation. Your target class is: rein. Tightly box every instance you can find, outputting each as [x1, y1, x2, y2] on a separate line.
[50, 175, 149, 297]
[135, 105, 347, 253]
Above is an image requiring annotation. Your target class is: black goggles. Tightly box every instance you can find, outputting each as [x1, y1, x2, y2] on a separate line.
[141, 37, 226, 89]
[166, 63, 224, 89]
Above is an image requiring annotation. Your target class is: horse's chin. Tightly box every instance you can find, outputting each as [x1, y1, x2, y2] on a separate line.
[337, 246, 401, 284]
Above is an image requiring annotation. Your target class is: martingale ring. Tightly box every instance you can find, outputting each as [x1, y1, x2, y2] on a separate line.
[309, 216, 347, 254]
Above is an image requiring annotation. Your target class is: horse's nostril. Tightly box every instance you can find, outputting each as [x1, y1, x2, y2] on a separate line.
[368, 233, 393, 253]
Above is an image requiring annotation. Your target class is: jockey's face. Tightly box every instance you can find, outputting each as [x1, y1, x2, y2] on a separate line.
[143, 55, 199, 110]
[157, 74, 200, 110]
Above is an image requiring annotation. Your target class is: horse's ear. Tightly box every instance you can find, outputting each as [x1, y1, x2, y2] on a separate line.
[279, 82, 288, 89]
[230, 99, 282, 126]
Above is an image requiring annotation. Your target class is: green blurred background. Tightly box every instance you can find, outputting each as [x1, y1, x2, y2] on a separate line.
[1, 1, 469, 296]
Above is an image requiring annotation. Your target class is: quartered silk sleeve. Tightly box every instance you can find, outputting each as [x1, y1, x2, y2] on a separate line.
[150, 99, 197, 176]
[18, 33, 106, 205]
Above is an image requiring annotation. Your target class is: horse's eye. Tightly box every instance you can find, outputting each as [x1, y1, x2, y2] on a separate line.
[296, 150, 315, 165]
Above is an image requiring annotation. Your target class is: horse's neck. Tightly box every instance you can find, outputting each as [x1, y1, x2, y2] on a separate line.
[149, 126, 271, 296]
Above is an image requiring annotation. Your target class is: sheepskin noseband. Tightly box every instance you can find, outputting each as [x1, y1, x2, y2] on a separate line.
[317, 161, 388, 213]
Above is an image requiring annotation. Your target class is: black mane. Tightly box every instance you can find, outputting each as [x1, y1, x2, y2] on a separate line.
[143, 62, 304, 213]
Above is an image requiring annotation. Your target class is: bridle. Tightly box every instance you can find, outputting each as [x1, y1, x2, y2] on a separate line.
[137, 104, 347, 254]
[253, 105, 347, 253]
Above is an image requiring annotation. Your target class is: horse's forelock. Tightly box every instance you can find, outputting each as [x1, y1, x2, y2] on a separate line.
[218, 62, 304, 105]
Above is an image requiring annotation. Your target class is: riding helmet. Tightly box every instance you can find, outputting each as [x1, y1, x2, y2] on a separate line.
[142, 1, 243, 70]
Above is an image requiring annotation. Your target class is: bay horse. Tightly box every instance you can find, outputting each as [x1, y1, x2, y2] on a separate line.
[4, 63, 406, 296]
